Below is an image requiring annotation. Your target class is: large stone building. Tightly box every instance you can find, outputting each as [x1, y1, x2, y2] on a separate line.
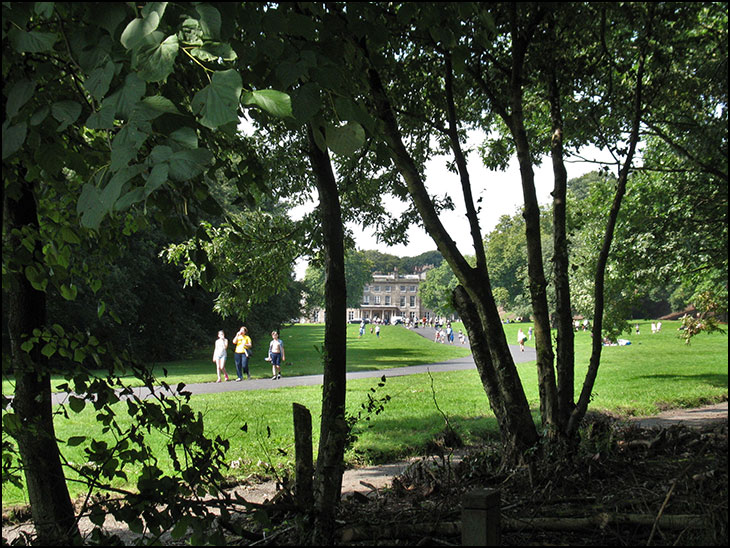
[352, 268, 433, 324]
[306, 267, 435, 324]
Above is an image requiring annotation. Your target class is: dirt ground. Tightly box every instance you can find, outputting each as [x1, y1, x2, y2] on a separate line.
[3, 402, 727, 545]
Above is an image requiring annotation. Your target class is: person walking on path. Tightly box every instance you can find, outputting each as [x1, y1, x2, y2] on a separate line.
[268, 331, 285, 380]
[517, 328, 527, 352]
[232, 326, 252, 381]
[213, 330, 229, 382]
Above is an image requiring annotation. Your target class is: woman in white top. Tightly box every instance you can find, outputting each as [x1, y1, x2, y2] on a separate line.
[268, 331, 285, 380]
[213, 330, 229, 382]
[517, 328, 527, 352]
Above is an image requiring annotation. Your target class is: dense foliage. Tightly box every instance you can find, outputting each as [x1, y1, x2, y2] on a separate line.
[2, 2, 726, 545]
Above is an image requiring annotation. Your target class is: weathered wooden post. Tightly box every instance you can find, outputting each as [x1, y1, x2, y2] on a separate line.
[462, 488, 501, 546]
[293, 402, 313, 508]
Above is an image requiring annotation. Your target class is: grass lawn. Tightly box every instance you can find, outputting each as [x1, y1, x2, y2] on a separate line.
[2, 320, 727, 508]
[1, 323, 472, 395]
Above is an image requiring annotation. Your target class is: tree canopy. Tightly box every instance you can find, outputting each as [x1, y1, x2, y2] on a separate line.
[2, 2, 726, 545]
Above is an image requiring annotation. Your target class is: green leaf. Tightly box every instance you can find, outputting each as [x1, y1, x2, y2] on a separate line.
[52, 101, 82, 132]
[68, 396, 86, 414]
[2, 121, 27, 160]
[84, 60, 116, 101]
[325, 122, 365, 156]
[133, 32, 179, 83]
[168, 149, 213, 181]
[3, 413, 22, 434]
[24, 264, 47, 291]
[89, 507, 106, 527]
[41, 342, 56, 358]
[144, 162, 169, 196]
[134, 96, 181, 120]
[6, 79, 36, 120]
[169, 127, 198, 149]
[242, 89, 293, 119]
[114, 187, 146, 210]
[170, 518, 190, 540]
[195, 4, 222, 39]
[59, 226, 81, 245]
[78, 183, 105, 229]
[292, 83, 321, 123]
[100, 166, 139, 209]
[60, 284, 78, 301]
[34, 3, 54, 18]
[8, 28, 57, 53]
[93, 3, 128, 38]
[191, 69, 242, 129]
[120, 11, 161, 50]
[107, 73, 146, 119]
[190, 42, 237, 62]
[85, 102, 115, 130]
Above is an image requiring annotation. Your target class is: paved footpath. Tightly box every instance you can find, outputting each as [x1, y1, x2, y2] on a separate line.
[49, 328, 727, 428]
[50, 326, 537, 406]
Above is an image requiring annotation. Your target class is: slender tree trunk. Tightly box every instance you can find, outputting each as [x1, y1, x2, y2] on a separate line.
[568, 34, 647, 437]
[5, 180, 80, 545]
[306, 124, 348, 544]
[508, 13, 559, 431]
[547, 53, 576, 431]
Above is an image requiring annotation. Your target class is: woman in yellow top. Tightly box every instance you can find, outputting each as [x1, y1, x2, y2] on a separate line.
[232, 326, 252, 381]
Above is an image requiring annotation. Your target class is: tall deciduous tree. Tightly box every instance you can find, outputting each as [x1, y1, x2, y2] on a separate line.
[3, 2, 295, 542]
[291, 2, 723, 457]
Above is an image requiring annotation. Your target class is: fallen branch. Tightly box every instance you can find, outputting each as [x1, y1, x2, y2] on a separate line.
[502, 512, 705, 532]
[338, 513, 706, 542]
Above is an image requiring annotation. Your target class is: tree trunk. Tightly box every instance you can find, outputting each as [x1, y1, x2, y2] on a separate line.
[452, 286, 539, 462]
[568, 36, 647, 437]
[508, 13, 559, 431]
[293, 403, 314, 509]
[306, 124, 349, 544]
[5, 180, 80, 545]
[546, 51, 576, 431]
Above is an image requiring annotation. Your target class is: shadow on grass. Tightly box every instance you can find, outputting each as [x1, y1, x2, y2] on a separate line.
[632, 372, 728, 388]
[349, 412, 503, 463]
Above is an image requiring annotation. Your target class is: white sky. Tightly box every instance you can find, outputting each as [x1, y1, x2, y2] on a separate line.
[293, 143, 615, 279]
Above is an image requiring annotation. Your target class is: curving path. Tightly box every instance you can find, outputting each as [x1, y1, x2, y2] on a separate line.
[50, 326, 536, 406]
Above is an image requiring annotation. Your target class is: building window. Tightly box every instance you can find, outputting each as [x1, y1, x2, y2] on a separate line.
[363, 295, 370, 304]
[375, 296, 381, 305]
[409, 285, 416, 292]
[400, 297, 406, 307]
[373, 285, 380, 292]
[364, 285, 369, 292]
[385, 296, 391, 305]
[410, 296, 416, 307]
[385, 285, 391, 292]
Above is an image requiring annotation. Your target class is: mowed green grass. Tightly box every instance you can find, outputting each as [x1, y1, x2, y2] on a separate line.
[2, 320, 727, 507]
[1, 323, 472, 395]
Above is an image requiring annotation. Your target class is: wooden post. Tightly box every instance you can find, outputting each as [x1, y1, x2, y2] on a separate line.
[462, 488, 500, 546]
[292, 402, 313, 508]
